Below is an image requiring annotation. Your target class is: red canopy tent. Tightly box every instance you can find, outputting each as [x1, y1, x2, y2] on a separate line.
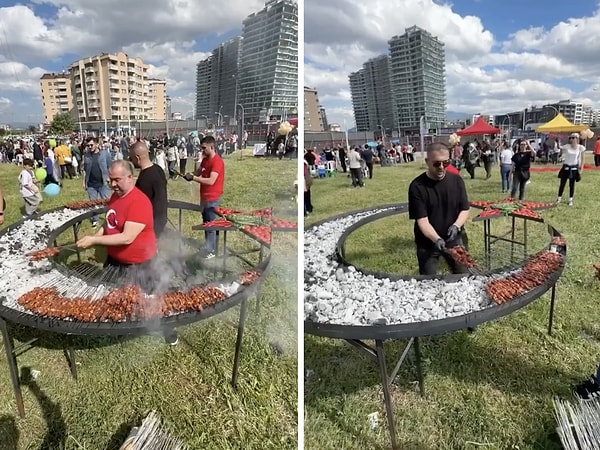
[457, 116, 501, 136]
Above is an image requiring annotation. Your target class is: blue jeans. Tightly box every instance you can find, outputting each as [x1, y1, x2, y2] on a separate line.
[87, 185, 111, 223]
[201, 198, 220, 253]
[500, 164, 512, 192]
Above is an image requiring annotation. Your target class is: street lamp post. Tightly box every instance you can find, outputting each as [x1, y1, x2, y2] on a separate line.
[545, 105, 559, 122]
[166, 96, 171, 137]
[127, 88, 135, 136]
[236, 103, 245, 159]
[233, 74, 238, 123]
[501, 115, 511, 134]
[215, 110, 223, 127]
[379, 119, 386, 145]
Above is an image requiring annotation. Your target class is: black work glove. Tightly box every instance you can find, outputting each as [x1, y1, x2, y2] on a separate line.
[434, 238, 446, 252]
[184, 173, 194, 182]
[447, 224, 460, 242]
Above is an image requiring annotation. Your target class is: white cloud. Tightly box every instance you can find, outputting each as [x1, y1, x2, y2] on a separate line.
[0, 1, 264, 123]
[305, 0, 600, 128]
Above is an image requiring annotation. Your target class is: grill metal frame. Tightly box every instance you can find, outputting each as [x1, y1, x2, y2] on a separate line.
[303, 203, 565, 450]
[305, 205, 565, 340]
[0, 200, 271, 418]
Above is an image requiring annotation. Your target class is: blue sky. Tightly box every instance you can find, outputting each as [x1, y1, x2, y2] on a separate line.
[0, 0, 266, 124]
[304, 0, 600, 127]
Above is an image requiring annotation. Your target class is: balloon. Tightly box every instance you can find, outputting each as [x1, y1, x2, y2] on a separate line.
[278, 121, 293, 135]
[43, 183, 60, 196]
[35, 168, 47, 181]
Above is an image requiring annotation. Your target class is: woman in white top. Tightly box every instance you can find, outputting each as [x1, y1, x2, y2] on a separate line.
[498, 142, 514, 194]
[557, 133, 586, 206]
[347, 147, 364, 187]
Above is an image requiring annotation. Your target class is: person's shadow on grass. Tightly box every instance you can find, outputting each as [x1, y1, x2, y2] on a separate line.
[20, 367, 66, 450]
[0, 414, 19, 450]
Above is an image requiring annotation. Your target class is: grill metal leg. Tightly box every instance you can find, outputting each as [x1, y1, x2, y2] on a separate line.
[65, 347, 78, 380]
[414, 337, 425, 397]
[375, 340, 398, 450]
[222, 231, 228, 274]
[548, 284, 557, 336]
[231, 298, 249, 388]
[0, 318, 25, 418]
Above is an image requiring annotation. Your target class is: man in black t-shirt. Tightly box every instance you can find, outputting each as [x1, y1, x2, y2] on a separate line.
[408, 142, 471, 275]
[360, 145, 374, 179]
[130, 141, 168, 237]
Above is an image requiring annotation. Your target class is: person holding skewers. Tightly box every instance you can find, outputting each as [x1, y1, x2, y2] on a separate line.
[408, 142, 470, 276]
[183, 136, 225, 259]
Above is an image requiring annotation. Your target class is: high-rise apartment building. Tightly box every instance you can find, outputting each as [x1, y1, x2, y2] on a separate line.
[349, 56, 395, 133]
[363, 55, 395, 133]
[238, 0, 297, 122]
[195, 37, 241, 125]
[349, 70, 370, 132]
[40, 73, 74, 124]
[65, 51, 166, 126]
[319, 107, 329, 131]
[389, 26, 446, 132]
[195, 0, 298, 126]
[147, 79, 167, 121]
[304, 86, 324, 131]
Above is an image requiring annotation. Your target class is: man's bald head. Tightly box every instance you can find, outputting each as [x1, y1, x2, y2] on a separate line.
[130, 141, 150, 169]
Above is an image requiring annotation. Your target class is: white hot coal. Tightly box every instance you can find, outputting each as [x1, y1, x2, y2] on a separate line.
[304, 208, 500, 326]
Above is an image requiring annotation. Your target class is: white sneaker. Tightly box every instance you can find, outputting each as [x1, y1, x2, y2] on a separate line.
[568, 199, 573, 206]
[556, 197, 562, 204]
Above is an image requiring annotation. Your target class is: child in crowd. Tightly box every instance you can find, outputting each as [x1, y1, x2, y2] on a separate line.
[19, 158, 41, 219]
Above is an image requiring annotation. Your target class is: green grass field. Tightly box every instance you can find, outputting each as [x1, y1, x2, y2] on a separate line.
[0, 152, 299, 449]
[304, 156, 600, 450]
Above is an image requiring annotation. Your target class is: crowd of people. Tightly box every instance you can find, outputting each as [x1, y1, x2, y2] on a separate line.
[304, 131, 591, 210]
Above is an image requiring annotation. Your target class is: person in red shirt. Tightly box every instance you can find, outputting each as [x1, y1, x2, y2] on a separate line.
[76, 160, 156, 266]
[594, 136, 600, 167]
[446, 163, 460, 175]
[184, 135, 224, 258]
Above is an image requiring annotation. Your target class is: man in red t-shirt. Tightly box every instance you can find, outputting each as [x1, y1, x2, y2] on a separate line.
[184, 135, 224, 258]
[594, 136, 600, 167]
[76, 160, 156, 266]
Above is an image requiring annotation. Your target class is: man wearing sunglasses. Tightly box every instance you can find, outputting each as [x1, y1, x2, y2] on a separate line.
[82, 137, 111, 228]
[408, 142, 470, 275]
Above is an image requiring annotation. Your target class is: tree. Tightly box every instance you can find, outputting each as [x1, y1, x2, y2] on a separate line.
[49, 112, 76, 135]
[28, 125, 37, 134]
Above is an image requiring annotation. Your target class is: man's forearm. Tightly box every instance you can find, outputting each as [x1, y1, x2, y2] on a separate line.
[192, 175, 216, 186]
[453, 209, 470, 228]
[417, 219, 442, 243]
[94, 232, 132, 246]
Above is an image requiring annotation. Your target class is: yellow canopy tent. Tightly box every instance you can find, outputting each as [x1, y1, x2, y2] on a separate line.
[535, 113, 586, 133]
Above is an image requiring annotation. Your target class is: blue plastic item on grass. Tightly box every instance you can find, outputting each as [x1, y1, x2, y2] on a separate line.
[43, 183, 60, 196]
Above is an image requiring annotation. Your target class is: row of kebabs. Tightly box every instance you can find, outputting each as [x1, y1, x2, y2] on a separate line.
[17, 270, 262, 322]
[447, 243, 565, 305]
